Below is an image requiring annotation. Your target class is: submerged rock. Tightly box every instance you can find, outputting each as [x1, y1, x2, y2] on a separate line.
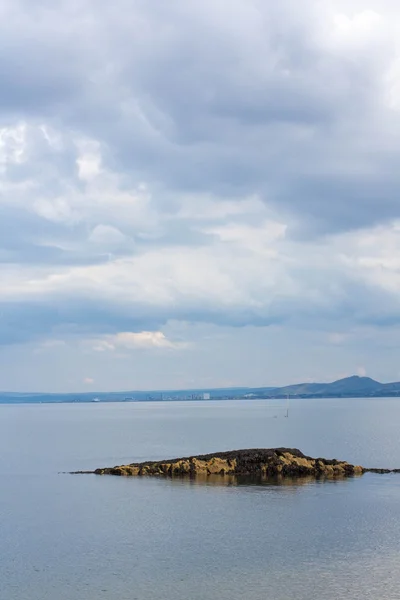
[75, 448, 366, 478]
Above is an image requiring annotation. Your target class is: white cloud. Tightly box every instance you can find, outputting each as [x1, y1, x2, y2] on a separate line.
[92, 340, 116, 352]
[115, 331, 182, 349]
[0, 123, 27, 168]
[88, 224, 128, 248]
[76, 139, 102, 181]
[328, 333, 349, 345]
[91, 331, 186, 352]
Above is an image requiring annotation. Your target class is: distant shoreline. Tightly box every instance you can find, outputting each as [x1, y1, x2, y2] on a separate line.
[2, 374, 400, 403]
[2, 393, 400, 405]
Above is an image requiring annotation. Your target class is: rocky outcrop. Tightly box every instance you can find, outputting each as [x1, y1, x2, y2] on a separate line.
[76, 448, 366, 478]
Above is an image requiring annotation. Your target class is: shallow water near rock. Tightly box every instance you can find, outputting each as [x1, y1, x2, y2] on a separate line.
[1, 398, 400, 600]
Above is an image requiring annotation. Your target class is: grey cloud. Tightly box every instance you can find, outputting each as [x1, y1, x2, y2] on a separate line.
[0, 264, 398, 346]
[1, 0, 400, 360]
[283, 177, 400, 237]
[104, 2, 400, 232]
[0, 298, 165, 346]
[0, 207, 99, 265]
[1, 0, 396, 237]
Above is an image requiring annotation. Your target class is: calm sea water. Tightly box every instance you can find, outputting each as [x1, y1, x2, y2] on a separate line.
[1, 398, 400, 600]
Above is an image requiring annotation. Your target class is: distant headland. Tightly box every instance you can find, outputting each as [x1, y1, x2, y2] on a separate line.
[2, 375, 400, 404]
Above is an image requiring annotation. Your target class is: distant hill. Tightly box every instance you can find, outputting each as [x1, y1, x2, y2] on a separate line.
[261, 376, 400, 398]
[1, 376, 400, 403]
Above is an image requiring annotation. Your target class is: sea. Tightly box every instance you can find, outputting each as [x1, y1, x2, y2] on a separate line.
[1, 398, 400, 600]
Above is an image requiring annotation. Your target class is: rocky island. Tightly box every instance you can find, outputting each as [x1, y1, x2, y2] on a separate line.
[72, 447, 393, 479]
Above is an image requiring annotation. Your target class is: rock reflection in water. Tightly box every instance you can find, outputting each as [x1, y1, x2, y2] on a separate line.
[167, 473, 356, 488]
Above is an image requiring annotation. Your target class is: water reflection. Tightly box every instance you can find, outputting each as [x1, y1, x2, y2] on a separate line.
[165, 473, 358, 488]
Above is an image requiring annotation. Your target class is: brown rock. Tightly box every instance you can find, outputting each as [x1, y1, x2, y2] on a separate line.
[88, 448, 365, 479]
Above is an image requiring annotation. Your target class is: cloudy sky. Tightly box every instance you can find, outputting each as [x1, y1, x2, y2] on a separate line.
[2, 0, 400, 391]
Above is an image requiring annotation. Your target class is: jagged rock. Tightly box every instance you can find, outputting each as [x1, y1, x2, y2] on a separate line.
[76, 448, 365, 478]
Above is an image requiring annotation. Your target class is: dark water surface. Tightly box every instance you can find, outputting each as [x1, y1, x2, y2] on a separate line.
[1, 399, 400, 600]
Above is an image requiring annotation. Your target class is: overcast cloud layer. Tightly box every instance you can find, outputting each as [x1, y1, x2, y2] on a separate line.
[2, 0, 400, 391]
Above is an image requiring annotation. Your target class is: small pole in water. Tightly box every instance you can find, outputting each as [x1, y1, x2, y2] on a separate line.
[285, 394, 289, 418]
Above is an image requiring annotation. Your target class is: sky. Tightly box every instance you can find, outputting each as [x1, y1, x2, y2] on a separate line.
[2, 0, 400, 392]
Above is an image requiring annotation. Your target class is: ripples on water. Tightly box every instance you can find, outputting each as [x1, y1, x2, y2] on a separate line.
[1, 399, 400, 600]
